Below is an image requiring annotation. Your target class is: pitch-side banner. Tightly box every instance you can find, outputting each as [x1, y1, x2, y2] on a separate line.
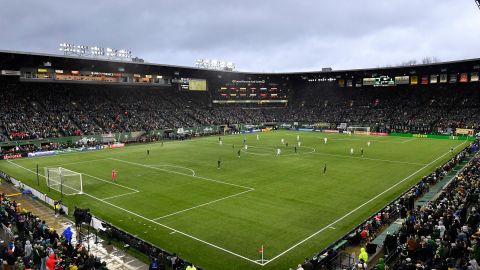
[460, 73, 468, 83]
[456, 128, 474, 136]
[430, 75, 438, 84]
[395, 76, 409, 85]
[338, 79, 345, 87]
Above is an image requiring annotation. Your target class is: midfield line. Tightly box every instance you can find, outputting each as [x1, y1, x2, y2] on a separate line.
[261, 140, 467, 266]
[311, 152, 427, 166]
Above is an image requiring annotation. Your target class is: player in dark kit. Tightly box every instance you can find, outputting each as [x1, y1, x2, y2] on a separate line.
[323, 163, 327, 175]
[286, 142, 289, 147]
[147, 149, 150, 155]
[217, 158, 221, 169]
[361, 148, 364, 157]
[237, 149, 241, 158]
[294, 146, 297, 153]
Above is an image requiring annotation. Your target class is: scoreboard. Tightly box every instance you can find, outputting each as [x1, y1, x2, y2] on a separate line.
[179, 78, 208, 91]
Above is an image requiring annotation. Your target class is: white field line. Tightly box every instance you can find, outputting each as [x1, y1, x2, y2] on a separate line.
[148, 164, 196, 176]
[315, 137, 409, 143]
[39, 158, 109, 169]
[153, 189, 254, 220]
[101, 191, 140, 201]
[311, 152, 427, 166]
[46, 182, 77, 196]
[109, 158, 255, 191]
[401, 138, 416, 143]
[80, 172, 140, 192]
[7, 161, 80, 196]
[261, 140, 467, 266]
[7, 160, 262, 265]
[241, 145, 316, 157]
[35, 158, 139, 193]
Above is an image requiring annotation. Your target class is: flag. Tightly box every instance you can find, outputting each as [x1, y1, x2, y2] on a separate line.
[259, 245, 263, 253]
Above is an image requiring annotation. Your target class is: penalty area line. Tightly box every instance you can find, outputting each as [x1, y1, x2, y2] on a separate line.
[7, 159, 263, 265]
[101, 191, 140, 201]
[109, 157, 254, 191]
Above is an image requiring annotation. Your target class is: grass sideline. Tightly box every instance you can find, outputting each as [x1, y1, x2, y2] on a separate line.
[0, 131, 466, 270]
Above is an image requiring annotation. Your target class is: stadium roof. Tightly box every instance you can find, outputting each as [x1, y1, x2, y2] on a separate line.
[1, 50, 480, 80]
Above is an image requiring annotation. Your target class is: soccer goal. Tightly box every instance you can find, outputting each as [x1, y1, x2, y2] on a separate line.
[347, 126, 371, 135]
[44, 167, 83, 195]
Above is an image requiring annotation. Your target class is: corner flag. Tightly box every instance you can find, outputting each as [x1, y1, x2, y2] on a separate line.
[259, 245, 264, 263]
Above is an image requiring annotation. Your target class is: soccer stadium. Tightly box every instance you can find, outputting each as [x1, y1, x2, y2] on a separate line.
[1, 1, 480, 270]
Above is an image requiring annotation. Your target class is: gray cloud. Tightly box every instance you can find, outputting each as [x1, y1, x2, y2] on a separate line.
[1, 0, 479, 72]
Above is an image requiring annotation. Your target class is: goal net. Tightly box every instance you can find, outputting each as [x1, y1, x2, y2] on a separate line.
[44, 167, 83, 195]
[347, 126, 371, 135]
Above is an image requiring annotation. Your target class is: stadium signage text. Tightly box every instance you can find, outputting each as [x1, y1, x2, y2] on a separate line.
[232, 80, 265, 84]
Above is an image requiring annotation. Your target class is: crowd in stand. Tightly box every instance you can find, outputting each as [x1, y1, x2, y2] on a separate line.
[0, 193, 107, 269]
[1, 82, 480, 142]
[384, 150, 480, 269]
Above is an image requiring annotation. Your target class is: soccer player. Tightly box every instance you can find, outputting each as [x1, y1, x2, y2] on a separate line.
[294, 146, 297, 153]
[323, 163, 327, 175]
[297, 141, 301, 147]
[111, 169, 117, 182]
[276, 148, 281, 156]
[237, 149, 241, 158]
[219, 136, 221, 142]
[286, 142, 289, 147]
[244, 144, 248, 151]
[243, 137, 246, 145]
[324, 137, 328, 144]
[219, 140, 223, 145]
[281, 138, 285, 144]
[367, 141, 371, 147]
[361, 148, 364, 157]
[256, 134, 259, 140]
[297, 135, 300, 141]
[217, 158, 221, 169]
[147, 149, 150, 155]
[350, 148, 354, 155]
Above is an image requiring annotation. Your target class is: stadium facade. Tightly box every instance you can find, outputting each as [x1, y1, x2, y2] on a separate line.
[1, 51, 480, 270]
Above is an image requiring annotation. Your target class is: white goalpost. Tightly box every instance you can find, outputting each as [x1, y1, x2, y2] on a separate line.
[44, 167, 83, 195]
[347, 126, 371, 135]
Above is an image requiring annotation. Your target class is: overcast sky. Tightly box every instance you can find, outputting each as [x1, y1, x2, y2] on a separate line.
[1, 0, 479, 72]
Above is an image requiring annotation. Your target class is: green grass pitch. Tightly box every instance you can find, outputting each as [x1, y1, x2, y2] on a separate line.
[0, 131, 467, 270]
